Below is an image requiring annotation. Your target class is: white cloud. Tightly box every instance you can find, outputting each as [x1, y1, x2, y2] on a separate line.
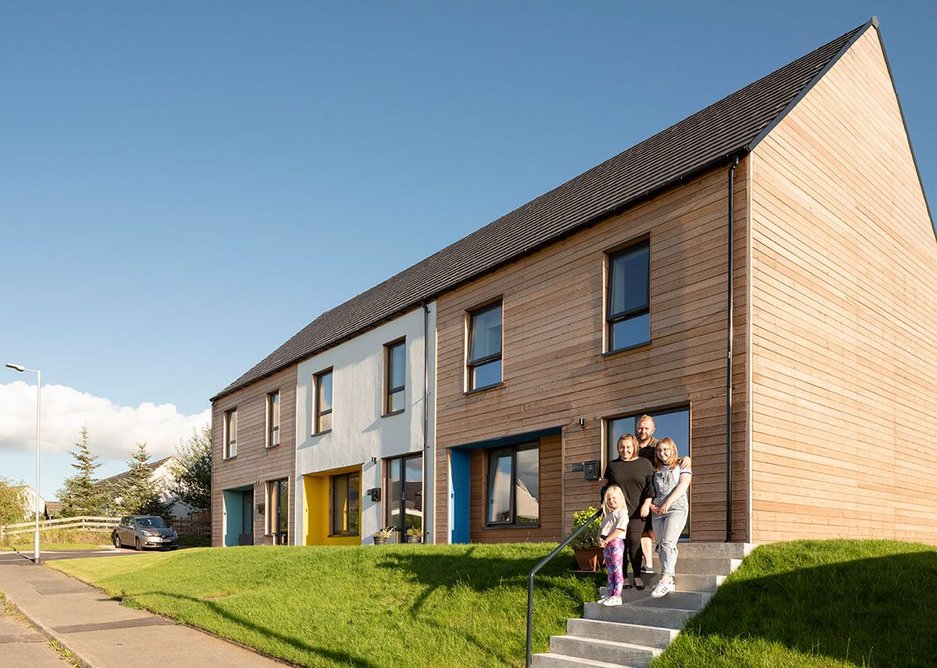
[0, 381, 210, 461]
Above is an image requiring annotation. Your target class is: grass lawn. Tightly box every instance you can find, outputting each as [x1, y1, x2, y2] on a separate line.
[654, 539, 937, 668]
[51, 543, 601, 667]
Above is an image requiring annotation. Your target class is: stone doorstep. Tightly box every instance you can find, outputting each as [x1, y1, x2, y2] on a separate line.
[549, 635, 662, 666]
[567, 618, 679, 648]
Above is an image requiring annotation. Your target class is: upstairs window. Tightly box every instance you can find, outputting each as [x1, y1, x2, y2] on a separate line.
[266, 391, 280, 447]
[223, 409, 237, 459]
[314, 369, 333, 434]
[384, 339, 406, 415]
[467, 301, 502, 391]
[607, 241, 650, 351]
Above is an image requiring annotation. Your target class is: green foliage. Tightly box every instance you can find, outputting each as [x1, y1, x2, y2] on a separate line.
[52, 543, 601, 667]
[570, 506, 600, 549]
[0, 477, 27, 526]
[653, 539, 937, 668]
[58, 427, 104, 517]
[170, 425, 211, 511]
[115, 442, 170, 517]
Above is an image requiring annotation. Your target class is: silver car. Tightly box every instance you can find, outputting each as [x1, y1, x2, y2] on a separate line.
[112, 515, 179, 551]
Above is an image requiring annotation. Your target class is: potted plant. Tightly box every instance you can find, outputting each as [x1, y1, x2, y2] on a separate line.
[373, 526, 395, 545]
[571, 506, 603, 572]
[405, 526, 423, 544]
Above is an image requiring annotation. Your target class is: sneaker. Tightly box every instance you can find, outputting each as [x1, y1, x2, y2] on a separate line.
[651, 581, 675, 598]
[641, 565, 655, 575]
[596, 595, 609, 604]
[601, 595, 622, 607]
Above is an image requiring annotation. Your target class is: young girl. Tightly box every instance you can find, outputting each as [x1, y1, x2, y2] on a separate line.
[597, 484, 630, 606]
[649, 437, 692, 598]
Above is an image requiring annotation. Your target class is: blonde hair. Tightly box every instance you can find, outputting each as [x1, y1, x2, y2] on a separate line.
[602, 484, 625, 514]
[655, 437, 679, 470]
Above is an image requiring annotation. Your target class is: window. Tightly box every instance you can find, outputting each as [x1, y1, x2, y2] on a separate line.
[384, 340, 406, 415]
[467, 301, 502, 391]
[223, 409, 237, 459]
[331, 472, 360, 536]
[607, 241, 650, 351]
[314, 369, 333, 434]
[266, 391, 280, 447]
[486, 442, 539, 527]
[265, 478, 288, 544]
[385, 454, 422, 537]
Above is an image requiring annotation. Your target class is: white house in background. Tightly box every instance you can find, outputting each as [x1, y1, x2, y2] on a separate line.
[296, 304, 436, 545]
[96, 456, 192, 519]
[13, 485, 45, 520]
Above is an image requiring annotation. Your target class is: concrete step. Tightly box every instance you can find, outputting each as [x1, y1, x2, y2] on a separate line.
[568, 618, 679, 648]
[675, 542, 755, 559]
[671, 556, 741, 575]
[533, 653, 636, 668]
[550, 635, 661, 666]
[584, 602, 696, 628]
[600, 573, 723, 595]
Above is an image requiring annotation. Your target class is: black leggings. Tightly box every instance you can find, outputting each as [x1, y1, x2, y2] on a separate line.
[623, 518, 646, 582]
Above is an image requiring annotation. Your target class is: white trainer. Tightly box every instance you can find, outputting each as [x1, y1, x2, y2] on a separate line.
[650, 581, 675, 598]
[601, 595, 622, 607]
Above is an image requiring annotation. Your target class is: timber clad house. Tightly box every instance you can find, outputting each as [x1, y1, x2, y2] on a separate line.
[210, 19, 937, 549]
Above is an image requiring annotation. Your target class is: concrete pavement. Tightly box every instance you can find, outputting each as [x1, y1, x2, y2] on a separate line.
[0, 550, 289, 667]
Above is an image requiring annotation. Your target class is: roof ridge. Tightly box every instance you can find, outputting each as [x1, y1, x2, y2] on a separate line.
[213, 21, 870, 401]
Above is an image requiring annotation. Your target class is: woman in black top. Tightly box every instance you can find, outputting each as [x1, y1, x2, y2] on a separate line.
[601, 433, 655, 589]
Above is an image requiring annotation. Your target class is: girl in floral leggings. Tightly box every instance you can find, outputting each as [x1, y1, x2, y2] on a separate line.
[597, 484, 629, 606]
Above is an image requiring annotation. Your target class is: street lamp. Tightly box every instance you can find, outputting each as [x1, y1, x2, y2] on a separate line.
[6, 362, 41, 564]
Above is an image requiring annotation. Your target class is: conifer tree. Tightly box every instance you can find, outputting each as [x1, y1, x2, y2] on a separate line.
[116, 442, 170, 517]
[58, 426, 104, 516]
[170, 424, 212, 512]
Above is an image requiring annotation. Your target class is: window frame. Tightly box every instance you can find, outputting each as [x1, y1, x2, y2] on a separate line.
[606, 239, 651, 353]
[466, 300, 503, 392]
[223, 408, 237, 459]
[383, 338, 406, 416]
[485, 441, 540, 528]
[313, 369, 333, 435]
[384, 453, 423, 536]
[266, 390, 280, 448]
[330, 471, 360, 537]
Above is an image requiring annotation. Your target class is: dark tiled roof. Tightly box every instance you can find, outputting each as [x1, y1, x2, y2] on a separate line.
[213, 21, 870, 401]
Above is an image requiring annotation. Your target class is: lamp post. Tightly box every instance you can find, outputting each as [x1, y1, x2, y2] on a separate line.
[6, 362, 41, 564]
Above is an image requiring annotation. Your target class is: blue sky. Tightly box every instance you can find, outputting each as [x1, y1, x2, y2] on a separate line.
[2, 2, 935, 498]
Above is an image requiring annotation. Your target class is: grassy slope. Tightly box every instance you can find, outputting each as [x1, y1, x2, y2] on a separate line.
[52, 544, 600, 667]
[654, 540, 937, 668]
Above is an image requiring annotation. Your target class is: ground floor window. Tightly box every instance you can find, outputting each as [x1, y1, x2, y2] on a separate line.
[607, 406, 690, 537]
[331, 472, 360, 536]
[385, 454, 422, 538]
[486, 442, 539, 527]
[265, 478, 289, 544]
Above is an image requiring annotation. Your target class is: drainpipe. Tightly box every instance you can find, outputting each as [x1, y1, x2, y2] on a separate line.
[421, 301, 430, 543]
[726, 157, 739, 543]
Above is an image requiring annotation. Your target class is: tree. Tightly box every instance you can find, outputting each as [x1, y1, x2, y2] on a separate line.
[0, 477, 27, 526]
[58, 426, 104, 516]
[115, 442, 170, 517]
[170, 424, 211, 512]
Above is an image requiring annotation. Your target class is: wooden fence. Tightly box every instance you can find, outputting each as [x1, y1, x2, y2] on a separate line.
[0, 515, 118, 537]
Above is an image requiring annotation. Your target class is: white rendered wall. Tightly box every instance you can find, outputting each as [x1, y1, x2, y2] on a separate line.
[294, 303, 436, 543]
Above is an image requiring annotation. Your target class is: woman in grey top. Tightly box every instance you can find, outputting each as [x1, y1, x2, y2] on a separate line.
[648, 437, 692, 598]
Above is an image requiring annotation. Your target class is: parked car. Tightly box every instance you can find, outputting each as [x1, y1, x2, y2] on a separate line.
[112, 515, 179, 551]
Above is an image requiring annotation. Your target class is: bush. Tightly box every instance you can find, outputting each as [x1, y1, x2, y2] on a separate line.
[571, 507, 600, 548]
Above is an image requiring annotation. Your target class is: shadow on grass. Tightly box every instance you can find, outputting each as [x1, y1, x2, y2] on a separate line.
[671, 546, 937, 668]
[128, 590, 380, 668]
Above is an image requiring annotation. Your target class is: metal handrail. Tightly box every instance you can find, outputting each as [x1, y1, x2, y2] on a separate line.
[525, 508, 602, 668]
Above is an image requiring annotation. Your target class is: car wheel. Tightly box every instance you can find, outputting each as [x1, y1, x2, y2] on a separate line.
[134, 537, 142, 551]
[113, 533, 121, 549]
[170, 545, 178, 551]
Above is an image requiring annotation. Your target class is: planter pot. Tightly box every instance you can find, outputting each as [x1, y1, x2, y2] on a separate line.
[573, 547, 604, 572]
[373, 536, 387, 545]
[406, 535, 422, 544]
